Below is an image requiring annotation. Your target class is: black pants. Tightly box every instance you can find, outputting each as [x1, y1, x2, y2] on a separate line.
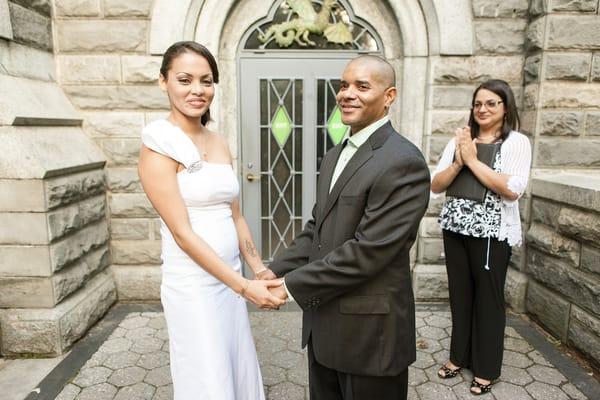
[307, 341, 408, 400]
[442, 230, 512, 380]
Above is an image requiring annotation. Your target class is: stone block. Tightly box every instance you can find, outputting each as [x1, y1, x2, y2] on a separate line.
[431, 86, 473, 109]
[526, 222, 580, 266]
[0, 219, 107, 277]
[526, 17, 545, 52]
[523, 84, 538, 110]
[430, 111, 468, 136]
[110, 193, 156, 218]
[54, 0, 100, 16]
[520, 110, 537, 136]
[0, 76, 81, 126]
[426, 194, 445, 217]
[475, 20, 527, 54]
[0, 213, 47, 245]
[545, 53, 591, 81]
[558, 206, 600, 243]
[0, 0, 13, 40]
[145, 112, 169, 124]
[524, 54, 541, 84]
[112, 265, 161, 301]
[418, 238, 445, 264]
[530, 198, 560, 227]
[56, 20, 147, 53]
[103, 0, 152, 16]
[10, 0, 51, 16]
[45, 169, 106, 210]
[83, 112, 144, 138]
[529, 0, 546, 16]
[63, 85, 169, 110]
[592, 54, 600, 82]
[49, 220, 109, 272]
[121, 56, 161, 83]
[106, 168, 143, 192]
[111, 219, 150, 240]
[58, 55, 120, 84]
[568, 305, 600, 365]
[526, 279, 570, 340]
[0, 41, 55, 81]
[1, 178, 88, 214]
[549, 0, 598, 12]
[472, 0, 529, 17]
[540, 111, 583, 136]
[547, 16, 600, 50]
[47, 195, 106, 242]
[101, 138, 141, 166]
[412, 264, 449, 301]
[536, 139, 600, 167]
[151, 219, 161, 239]
[433, 56, 523, 84]
[419, 217, 442, 238]
[527, 248, 600, 315]
[428, 135, 451, 164]
[580, 245, 600, 275]
[532, 173, 600, 212]
[586, 112, 600, 135]
[8, 2, 52, 51]
[0, 270, 116, 356]
[542, 83, 600, 109]
[505, 267, 528, 313]
[0, 246, 109, 308]
[110, 240, 161, 265]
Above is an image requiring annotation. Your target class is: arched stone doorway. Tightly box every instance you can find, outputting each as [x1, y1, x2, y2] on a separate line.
[147, 0, 476, 274]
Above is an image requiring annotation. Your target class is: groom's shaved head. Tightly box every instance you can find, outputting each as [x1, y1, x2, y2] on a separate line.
[348, 55, 396, 88]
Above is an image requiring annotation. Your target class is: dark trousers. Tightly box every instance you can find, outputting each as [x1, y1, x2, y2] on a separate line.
[307, 341, 408, 400]
[442, 230, 512, 380]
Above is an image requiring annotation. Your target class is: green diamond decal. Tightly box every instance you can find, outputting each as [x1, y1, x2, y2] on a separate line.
[327, 106, 348, 145]
[271, 106, 292, 147]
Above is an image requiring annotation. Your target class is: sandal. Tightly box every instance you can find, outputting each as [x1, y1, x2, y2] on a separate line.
[470, 378, 492, 395]
[437, 363, 461, 379]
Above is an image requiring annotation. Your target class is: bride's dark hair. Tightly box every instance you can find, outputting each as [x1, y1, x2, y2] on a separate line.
[160, 41, 220, 126]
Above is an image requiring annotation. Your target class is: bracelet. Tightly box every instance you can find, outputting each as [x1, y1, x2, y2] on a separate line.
[240, 279, 250, 297]
[254, 267, 268, 275]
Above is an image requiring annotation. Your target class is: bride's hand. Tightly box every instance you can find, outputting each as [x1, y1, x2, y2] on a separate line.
[241, 279, 286, 309]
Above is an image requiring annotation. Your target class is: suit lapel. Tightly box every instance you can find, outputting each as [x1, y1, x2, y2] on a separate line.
[316, 123, 393, 232]
[316, 143, 343, 220]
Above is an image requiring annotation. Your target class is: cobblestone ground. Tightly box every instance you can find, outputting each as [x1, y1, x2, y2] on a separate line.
[55, 308, 592, 400]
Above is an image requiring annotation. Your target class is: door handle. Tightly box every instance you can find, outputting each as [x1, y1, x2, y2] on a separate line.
[246, 173, 261, 182]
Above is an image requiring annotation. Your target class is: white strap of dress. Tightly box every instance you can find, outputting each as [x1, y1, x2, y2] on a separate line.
[141, 120, 201, 169]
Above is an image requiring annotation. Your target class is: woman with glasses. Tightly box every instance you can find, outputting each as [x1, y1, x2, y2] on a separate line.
[430, 79, 531, 395]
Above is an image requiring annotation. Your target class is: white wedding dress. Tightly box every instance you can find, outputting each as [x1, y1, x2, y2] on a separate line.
[142, 120, 265, 400]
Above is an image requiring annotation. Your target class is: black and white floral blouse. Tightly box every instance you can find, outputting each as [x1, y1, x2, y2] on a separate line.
[431, 131, 532, 246]
[439, 151, 502, 238]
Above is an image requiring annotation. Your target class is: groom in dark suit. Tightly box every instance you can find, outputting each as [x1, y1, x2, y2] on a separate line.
[266, 55, 430, 400]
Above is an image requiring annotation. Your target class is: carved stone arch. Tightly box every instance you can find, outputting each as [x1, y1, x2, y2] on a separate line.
[147, 0, 475, 148]
[240, 0, 384, 52]
[149, 0, 474, 56]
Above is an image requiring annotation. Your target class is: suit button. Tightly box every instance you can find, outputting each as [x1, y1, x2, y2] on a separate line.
[318, 244, 322, 250]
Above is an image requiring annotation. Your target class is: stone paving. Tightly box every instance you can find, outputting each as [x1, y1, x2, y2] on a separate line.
[53, 306, 596, 400]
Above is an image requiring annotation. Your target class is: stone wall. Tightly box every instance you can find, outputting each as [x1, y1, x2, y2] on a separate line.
[53, 0, 165, 300]
[0, 0, 116, 356]
[415, 0, 529, 300]
[525, 174, 600, 367]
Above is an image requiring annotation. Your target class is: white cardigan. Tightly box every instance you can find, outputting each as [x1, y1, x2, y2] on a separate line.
[431, 131, 532, 246]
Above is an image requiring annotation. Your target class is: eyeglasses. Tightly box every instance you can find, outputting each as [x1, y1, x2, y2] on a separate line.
[473, 100, 503, 111]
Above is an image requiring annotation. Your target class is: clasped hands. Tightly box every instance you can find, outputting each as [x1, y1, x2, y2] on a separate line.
[240, 267, 288, 310]
[453, 126, 478, 168]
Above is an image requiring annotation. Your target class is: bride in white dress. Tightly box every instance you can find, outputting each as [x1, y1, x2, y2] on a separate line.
[138, 41, 285, 400]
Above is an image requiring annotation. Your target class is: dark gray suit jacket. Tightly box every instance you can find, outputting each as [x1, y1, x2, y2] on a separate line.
[269, 122, 431, 377]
